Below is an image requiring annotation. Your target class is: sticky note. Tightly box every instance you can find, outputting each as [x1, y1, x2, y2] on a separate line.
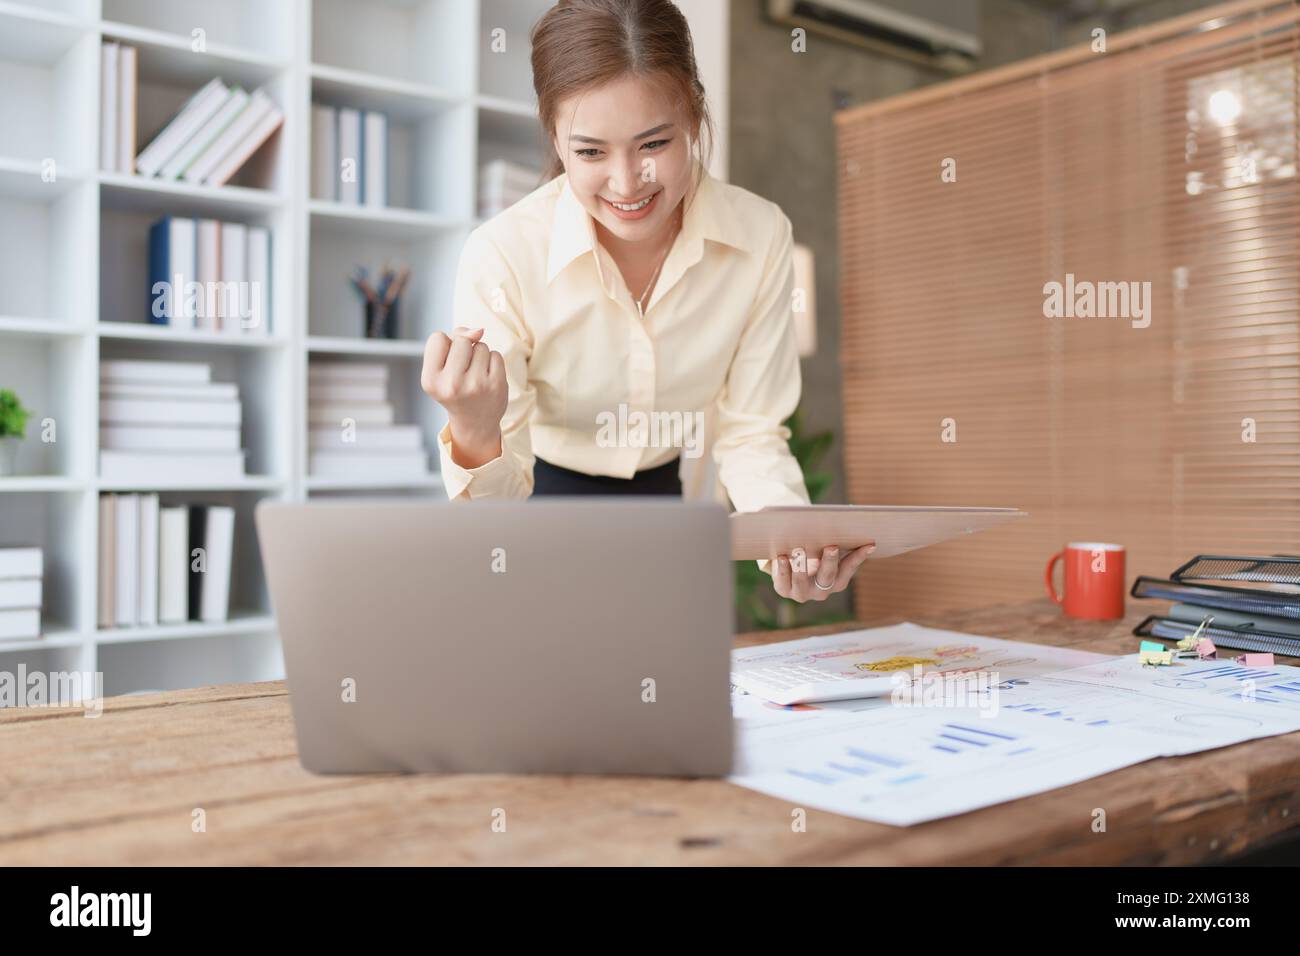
[1139, 649, 1173, 666]
[1139, 640, 1164, 653]
[1235, 653, 1274, 667]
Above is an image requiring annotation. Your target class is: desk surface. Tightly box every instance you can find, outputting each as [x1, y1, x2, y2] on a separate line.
[3, 598, 1299, 865]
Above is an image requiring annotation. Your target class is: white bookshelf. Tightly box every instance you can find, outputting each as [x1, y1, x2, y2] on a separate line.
[0, 0, 550, 699]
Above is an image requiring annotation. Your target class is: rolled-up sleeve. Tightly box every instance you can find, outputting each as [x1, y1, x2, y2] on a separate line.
[712, 208, 811, 517]
[437, 228, 537, 501]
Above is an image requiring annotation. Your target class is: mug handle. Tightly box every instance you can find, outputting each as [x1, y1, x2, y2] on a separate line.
[1044, 550, 1066, 604]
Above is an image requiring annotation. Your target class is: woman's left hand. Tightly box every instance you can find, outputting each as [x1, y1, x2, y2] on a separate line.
[768, 544, 875, 603]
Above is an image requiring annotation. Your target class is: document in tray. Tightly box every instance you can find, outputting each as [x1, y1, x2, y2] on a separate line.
[729, 504, 1027, 561]
[728, 623, 1300, 826]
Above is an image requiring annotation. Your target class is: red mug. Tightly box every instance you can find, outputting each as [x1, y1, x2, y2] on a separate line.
[1045, 542, 1125, 620]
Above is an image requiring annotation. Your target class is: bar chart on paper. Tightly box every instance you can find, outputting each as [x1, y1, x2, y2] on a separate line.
[729, 698, 1157, 826]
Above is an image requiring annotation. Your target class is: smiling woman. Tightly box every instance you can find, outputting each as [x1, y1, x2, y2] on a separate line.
[418, 0, 874, 603]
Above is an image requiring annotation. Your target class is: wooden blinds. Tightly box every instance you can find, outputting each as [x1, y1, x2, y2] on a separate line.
[834, 0, 1300, 619]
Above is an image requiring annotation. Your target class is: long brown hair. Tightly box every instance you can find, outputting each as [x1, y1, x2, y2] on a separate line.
[530, 0, 714, 186]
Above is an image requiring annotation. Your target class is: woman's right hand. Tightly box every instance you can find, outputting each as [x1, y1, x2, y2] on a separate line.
[421, 326, 508, 468]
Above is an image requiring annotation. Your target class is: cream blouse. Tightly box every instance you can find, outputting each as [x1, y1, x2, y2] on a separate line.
[437, 161, 810, 516]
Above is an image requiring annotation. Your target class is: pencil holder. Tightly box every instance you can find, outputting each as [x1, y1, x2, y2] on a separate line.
[364, 300, 399, 339]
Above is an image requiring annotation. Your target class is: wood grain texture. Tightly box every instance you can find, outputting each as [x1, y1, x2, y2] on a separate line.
[2, 600, 1298, 865]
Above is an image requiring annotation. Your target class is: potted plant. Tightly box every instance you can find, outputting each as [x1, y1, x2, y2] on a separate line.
[0, 389, 33, 476]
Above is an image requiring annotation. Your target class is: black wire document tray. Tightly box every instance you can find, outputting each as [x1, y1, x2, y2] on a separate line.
[1131, 576, 1300, 621]
[1170, 554, 1300, 587]
[1133, 615, 1300, 658]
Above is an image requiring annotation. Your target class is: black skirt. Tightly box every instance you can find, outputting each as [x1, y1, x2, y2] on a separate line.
[531, 455, 682, 497]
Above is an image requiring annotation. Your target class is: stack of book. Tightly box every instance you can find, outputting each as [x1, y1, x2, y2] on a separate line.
[100, 42, 138, 173]
[99, 359, 247, 483]
[311, 104, 388, 207]
[0, 547, 42, 642]
[478, 159, 541, 218]
[149, 215, 271, 335]
[308, 361, 430, 480]
[135, 78, 285, 187]
[98, 494, 235, 627]
[1133, 554, 1300, 656]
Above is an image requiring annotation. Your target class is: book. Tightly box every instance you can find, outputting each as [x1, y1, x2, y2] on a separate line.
[100, 450, 247, 483]
[246, 226, 271, 336]
[220, 221, 248, 334]
[183, 88, 275, 186]
[114, 494, 139, 627]
[100, 42, 118, 172]
[0, 547, 42, 579]
[310, 450, 430, 479]
[186, 505, 206, 620]
[308, 403, 394, 426]
[308, 381, 388, 404]
[308, 362, 388, 383]
[0, 578, 42, 610]
[0, 609, 40, 642]
[101, 424, 242, 452]
[100, 396, 241, 427]
[195, 219, 221, 332]
[147, 217, 197, 328]
[101, 358, 211, 385]
[159, 87, 250, 180]
[308, 425, 423, 450]
[198, 506, 235, 623]
[204, 104, 284, 188]
[117, 45, 137, 174]
[311, 104, 337, 200]
[337, 107, 362, 204]
[363, 110, 387, 207]
[136, 78, 230, 177]
[158, 507, 189, 624]
[138, 493, 159, 628]
[101, 381, 239, 401]
[98, 496, 115, 628]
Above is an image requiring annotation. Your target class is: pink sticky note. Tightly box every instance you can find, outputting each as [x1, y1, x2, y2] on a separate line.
[1197, 638, 1216, 659]
[1235, 653, 1274, 667]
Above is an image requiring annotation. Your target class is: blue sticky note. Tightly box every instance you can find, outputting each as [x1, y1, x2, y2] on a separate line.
[1139, 640, 1164, 653]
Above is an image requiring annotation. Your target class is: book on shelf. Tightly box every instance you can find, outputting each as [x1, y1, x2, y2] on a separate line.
[310, 450, 431, 479]
[478, 158, 542, 218]
[118, 46, 137, 175]
[363, 111, 387, 208]
[306, 360, 431, 479]
[183, 88, 282, 187]
[158, 86, 250, 181]
[311, 104, 337, 201]
[135, 77, 230, 177]
[113, 493, 139, 627]
[99, 359, 248, 482]
[0, 547, 43, 642]
[101, 358, 211, 385]
[188, 505, 235, 623]
[194, 218, 221, 333]
[314, 104, 391, 206]
[97, 496, 235, 628]
[336, 107, 362, 205]
[158, 506, 189, 623]
[148, 216, 272, 335]
[100, 42, 118, 172]
[308, 424, 423, 450]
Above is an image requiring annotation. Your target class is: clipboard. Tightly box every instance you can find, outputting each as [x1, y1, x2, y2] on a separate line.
[730, 504, 1028, 561]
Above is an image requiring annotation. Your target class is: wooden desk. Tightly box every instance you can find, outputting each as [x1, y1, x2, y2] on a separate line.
[3, 598, 1299, 865]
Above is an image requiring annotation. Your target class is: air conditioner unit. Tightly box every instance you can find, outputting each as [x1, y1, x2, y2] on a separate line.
[766, 0, 982, 74]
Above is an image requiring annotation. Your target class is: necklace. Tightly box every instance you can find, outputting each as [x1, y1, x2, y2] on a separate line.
[634, 206, 682, 318]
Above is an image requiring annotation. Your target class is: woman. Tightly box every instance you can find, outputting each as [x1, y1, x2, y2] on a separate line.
[420, 0, 871, 603]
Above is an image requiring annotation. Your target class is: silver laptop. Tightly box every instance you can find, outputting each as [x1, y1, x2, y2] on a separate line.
[255, 498, 734, 776]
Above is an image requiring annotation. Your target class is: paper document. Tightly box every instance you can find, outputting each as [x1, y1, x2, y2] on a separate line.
[728, 623, 1300, 826]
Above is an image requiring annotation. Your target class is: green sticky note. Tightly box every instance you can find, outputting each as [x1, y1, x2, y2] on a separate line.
[1139, 640, 1164, 653]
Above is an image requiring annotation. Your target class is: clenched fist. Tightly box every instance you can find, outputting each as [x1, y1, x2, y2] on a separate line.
[422, 326, 507, 469]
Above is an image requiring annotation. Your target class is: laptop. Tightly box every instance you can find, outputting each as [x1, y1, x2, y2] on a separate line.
[255, 498, 734, 776]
